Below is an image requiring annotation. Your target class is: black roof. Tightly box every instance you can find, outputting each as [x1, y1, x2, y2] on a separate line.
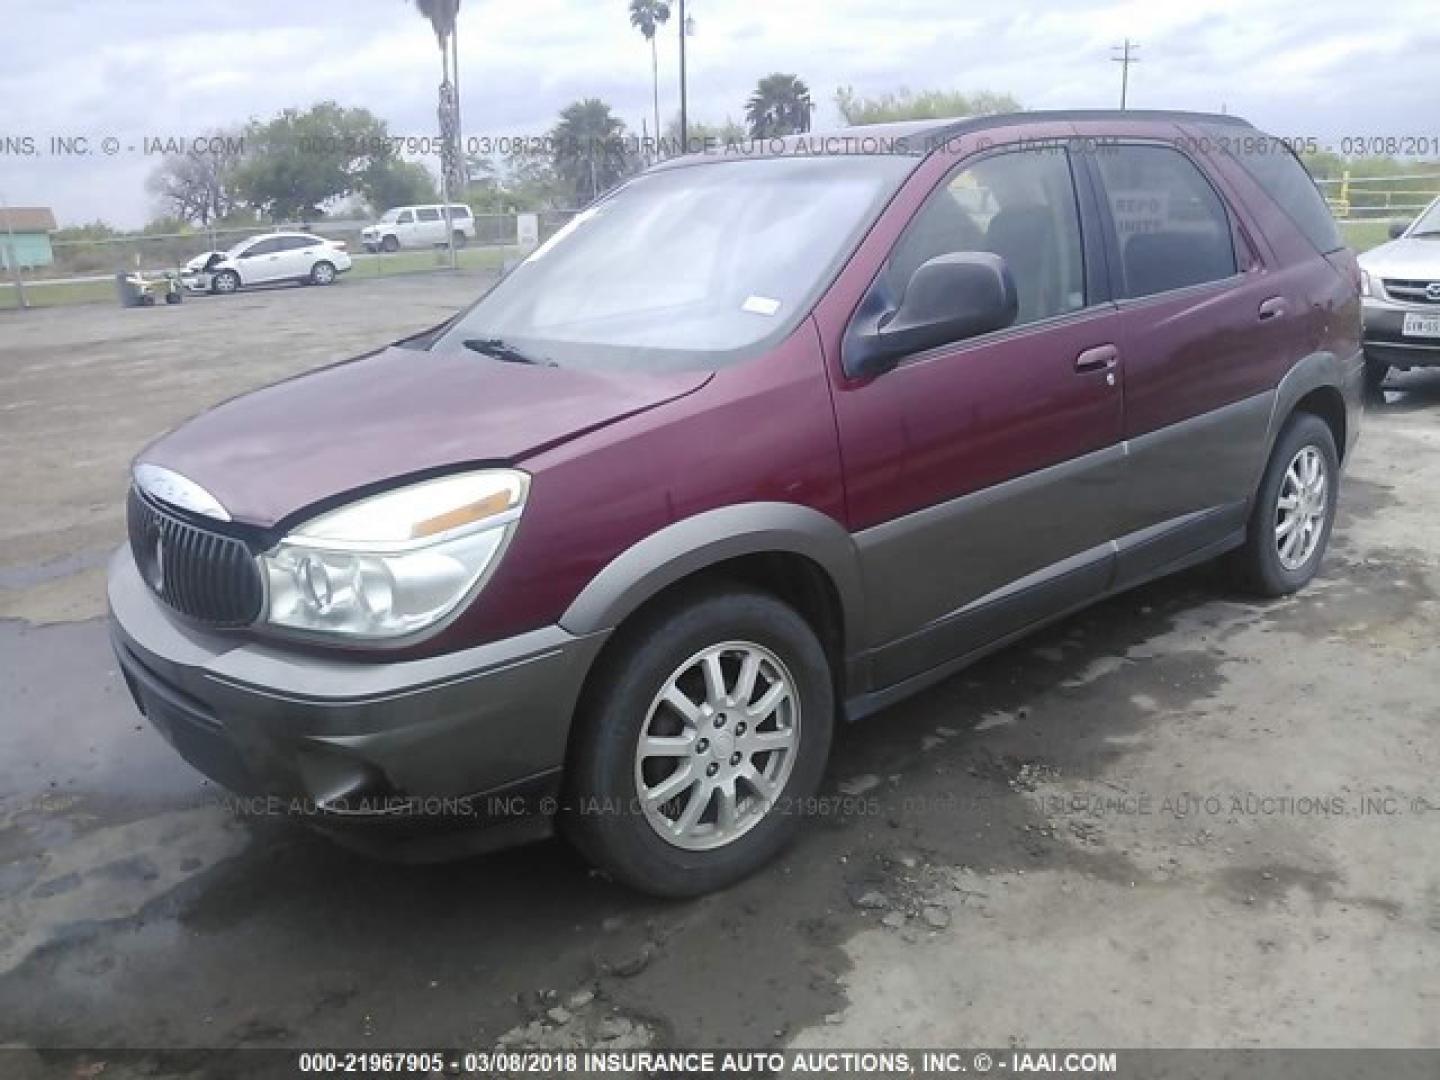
[651, 109, 1254, 171]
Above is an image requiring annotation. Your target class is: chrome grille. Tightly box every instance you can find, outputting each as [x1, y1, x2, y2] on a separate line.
[126, 488, 263, 627]
[1382, 279, 1440, 305]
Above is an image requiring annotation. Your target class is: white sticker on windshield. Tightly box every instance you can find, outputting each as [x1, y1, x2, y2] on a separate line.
[742, 295, 782, 316]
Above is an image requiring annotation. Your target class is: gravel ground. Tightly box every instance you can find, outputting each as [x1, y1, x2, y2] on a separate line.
[1, 280, 1437, 1074]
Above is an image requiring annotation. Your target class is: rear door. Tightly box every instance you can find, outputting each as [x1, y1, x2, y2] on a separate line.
[826, 140, 1127, 688]
[416, 207, 445, 245]
[276, 236, 317, 279]
[1079, 133, 1284, 585]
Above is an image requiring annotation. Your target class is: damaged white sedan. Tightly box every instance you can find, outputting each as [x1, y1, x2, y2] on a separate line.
[183, 232, 352, 295]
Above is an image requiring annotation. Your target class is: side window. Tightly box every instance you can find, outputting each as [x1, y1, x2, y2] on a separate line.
[396, 211, 414, 224]
[417, 208, 441, 222]
[240, 239, 275, 258]
[1221, 135, 1342, 254]
[450, 206, 472, 219]
[887, 148, 1087, 328]
[282, 236, 314, 250]
[1095, 145, 1238, 298]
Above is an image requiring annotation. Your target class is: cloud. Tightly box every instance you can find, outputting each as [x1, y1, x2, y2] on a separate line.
[0, 0, 1435, 227]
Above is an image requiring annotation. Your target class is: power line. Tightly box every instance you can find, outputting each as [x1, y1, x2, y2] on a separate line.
[1111, 39, 1141, 110]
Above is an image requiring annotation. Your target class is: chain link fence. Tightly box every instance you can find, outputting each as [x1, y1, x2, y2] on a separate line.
[1, 210, 579, 310]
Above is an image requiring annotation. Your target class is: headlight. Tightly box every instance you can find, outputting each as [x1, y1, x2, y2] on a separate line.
[259, 470, 527, 639]
[1360, 269, 1372, 297]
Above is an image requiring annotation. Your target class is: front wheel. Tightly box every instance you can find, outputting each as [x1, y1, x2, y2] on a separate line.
[1229, 413, 1339, 597]
[565, 588, 834, 897]
[211, 269, 240, 295]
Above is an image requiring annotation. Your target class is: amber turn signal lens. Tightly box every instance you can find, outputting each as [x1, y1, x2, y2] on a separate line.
[410, 490, 514, 539]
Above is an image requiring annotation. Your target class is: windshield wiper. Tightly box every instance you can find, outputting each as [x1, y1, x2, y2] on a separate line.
[461, 338, 557, 367]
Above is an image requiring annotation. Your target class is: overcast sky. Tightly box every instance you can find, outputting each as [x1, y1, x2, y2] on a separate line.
[1, 0, 1436, 228]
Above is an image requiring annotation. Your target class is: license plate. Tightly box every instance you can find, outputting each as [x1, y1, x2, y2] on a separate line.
[1402, 312, 1440, 338]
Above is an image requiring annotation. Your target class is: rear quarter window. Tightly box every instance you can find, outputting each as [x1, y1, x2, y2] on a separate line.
[1219, 133, 1343, 254]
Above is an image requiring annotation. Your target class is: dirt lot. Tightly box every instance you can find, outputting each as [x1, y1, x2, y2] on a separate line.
[1, 276, 1438, 1071]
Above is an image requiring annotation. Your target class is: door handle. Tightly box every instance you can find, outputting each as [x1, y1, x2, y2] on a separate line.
[1074, 344, 1120, 374]
[1258, 297, 1287, 321]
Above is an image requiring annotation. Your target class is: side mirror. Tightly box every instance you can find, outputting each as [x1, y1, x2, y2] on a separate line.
[843, 252, 1019, 379]
[1389, 219, 1409, 240]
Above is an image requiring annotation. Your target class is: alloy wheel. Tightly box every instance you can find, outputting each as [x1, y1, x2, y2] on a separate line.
[1275, 445, 1328, 571]
[633, 641, 800, 852]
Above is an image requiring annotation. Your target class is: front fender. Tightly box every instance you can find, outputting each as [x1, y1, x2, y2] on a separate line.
[558, 502, 865, 647]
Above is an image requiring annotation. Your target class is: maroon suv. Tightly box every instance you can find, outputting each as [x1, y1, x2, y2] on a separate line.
[110, 111, 1363, 896]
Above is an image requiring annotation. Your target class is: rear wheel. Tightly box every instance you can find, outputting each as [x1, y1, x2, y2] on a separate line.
[1230, 413, 1339, 597]
[452, 230, 468, 248]
[565, 588, 834, 897]
[310, 260, 337, 286]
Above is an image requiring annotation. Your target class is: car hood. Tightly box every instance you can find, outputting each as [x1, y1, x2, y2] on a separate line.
[184, 251, 228, 272]
[1357, 237, 1440, 278]
[137, 345, 713, 528]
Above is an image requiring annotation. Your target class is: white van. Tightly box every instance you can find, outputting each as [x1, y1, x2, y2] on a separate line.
[361, 205, 476, 253]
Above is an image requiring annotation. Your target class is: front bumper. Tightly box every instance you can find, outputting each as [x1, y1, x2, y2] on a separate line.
[1362, 299, 1440, 369]
[108, 546, 608, 853]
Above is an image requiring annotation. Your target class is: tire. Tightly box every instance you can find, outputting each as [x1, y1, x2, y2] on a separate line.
[310, 260, 337, 286]
[452, 230, 468, 249]
[164, 291, 181, 305]
[381, 235, 399, 253]
[212, 269, 240, 295]
[1230, 413, 1339, 597]
[1363, 354, 1390, 391]
[565, 587, 834, 897]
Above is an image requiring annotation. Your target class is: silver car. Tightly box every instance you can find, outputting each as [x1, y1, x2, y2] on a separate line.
[1358, 195, 1440, 386]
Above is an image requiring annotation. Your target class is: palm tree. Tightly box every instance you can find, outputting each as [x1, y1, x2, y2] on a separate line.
[628, 0, 671, 159]
[552, 99, 633, 204]
[412, 1, 463, 262]
[745, 74, 814, 139]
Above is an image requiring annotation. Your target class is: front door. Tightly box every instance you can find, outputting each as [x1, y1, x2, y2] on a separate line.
[829, 144, 1127, 687]
[393, 210, 417, 247]
[237, 237, 283, 283]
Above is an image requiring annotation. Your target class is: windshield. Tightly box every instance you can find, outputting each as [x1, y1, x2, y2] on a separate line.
[436, 155, 917, 371]
[378, 209, 400, 223]
[1408, 197, 1440, 237]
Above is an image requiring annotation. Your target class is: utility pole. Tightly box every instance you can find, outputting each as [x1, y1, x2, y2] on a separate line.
[1111, 38, 1140, 110]
[0, 192, 29, 311]
[678, 0, 689, 150]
